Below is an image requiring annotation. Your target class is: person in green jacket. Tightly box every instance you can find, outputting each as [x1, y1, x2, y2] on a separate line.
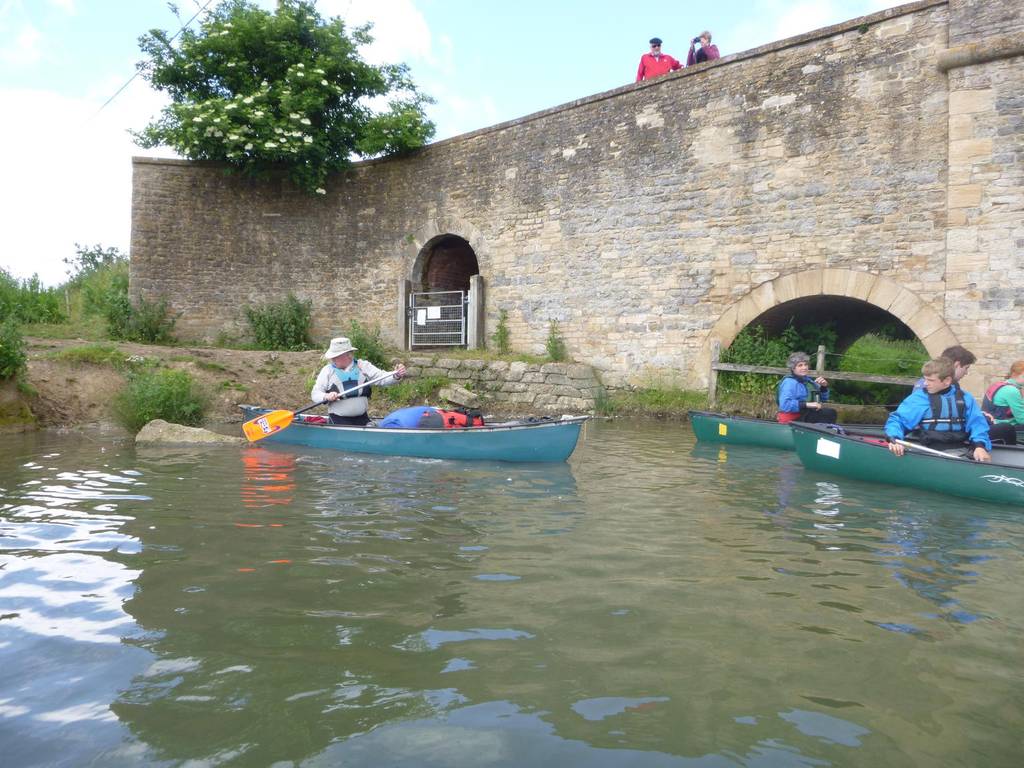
[982, 360, 1024, 427]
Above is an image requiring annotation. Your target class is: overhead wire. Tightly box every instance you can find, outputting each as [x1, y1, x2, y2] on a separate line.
[89, 0, 216, 121]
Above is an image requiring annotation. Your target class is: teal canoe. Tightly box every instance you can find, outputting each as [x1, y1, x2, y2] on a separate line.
[239, 406, 588, 462]
[791, 423, 1024, 506]
[689, 411, 885, 450]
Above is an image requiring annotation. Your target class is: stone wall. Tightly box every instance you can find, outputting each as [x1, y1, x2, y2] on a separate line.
[405, 357, 602, 414]
[131, 0, 1023, 392]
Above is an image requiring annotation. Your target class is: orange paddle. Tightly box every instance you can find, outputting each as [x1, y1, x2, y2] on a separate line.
[242, 370, 398, 442]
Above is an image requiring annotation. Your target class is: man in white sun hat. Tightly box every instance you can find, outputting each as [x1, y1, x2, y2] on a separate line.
[311, 336, 407, 426]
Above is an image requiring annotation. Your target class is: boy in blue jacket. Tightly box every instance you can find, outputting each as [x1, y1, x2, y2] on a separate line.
[886, 357, 991, 462]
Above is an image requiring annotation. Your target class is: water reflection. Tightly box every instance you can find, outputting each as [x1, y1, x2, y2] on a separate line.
[0, 425, 1022, 767]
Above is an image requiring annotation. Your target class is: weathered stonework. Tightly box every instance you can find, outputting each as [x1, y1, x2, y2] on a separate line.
[131, 0, 1023, 395]
[408, 357, 602, 413]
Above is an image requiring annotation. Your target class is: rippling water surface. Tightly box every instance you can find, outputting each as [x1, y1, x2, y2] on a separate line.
[1, 421, 1022, 767]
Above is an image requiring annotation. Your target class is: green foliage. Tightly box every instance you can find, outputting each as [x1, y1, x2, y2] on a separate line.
[719, 321, 836, 396]
[346, 320, 390, 368]
[113, 369, 207, 432]
[596, 386, 707, 417]
[833, 333, 927, 405]
[105, 285, 178, 344]
[545, 321, 568, 362]
[244, 293, 313, 350]
[64, 244, 130, 320]
[377, 375, 450, 408]
[48, 343, 126, 367]
[0, 318, 27, 380]
[0, 268, 64, 324]
[134, 0, 434, 194]
[491, 309, 511, 355]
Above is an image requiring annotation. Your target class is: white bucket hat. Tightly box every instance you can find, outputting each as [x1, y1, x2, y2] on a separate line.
[322, 336, 357, 359]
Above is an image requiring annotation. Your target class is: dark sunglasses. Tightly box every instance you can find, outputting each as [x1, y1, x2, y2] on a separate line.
[650, 44, 661, 48]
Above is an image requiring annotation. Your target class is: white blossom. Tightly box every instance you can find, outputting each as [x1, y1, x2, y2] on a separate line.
[264, 141, 277, 148]
[321, 80, 328, 86]
[295, 71, 305, 77]
[289, 113, 300, 119]
[297, 63, 304, 68]
[315, 188, 326, 195]
[254, 110, 264, 117]
[300, 118, 311, 125]
[225, 103, 237, 110]
[303, 136, 313, 143]
[244, 143, 253, 150]
[213, 117, 221, 123]
[192, 116, 203, 122]
[243, 96, 254, 104]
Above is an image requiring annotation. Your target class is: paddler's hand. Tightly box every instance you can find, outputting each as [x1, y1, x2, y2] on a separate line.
[394, 364, 407, 380]
[324, 391, 340, 402]
[888, 441, 905, 457]
[973, 446, 991, 462]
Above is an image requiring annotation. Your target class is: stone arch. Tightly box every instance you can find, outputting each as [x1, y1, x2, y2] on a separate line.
[695, 268, 960, 387]
[401, 215, 489, 290]
[411, 234, 480, 292]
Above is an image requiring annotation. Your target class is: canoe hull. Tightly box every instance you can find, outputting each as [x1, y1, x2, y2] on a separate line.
[791, 423, 1024, 506]
[240, 407, 587, 462]
[689, 411, 885, 451]
[689, 411, 796, 450]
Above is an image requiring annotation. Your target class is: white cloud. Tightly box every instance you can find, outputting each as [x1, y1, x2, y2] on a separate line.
[0, 80, 173, 285]
[320, 0, 434, 65]
[0, 22, 42, 66]
[46, 0, 75, 13]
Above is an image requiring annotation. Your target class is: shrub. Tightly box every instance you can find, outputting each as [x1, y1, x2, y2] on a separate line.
[346, 320, 390, 368]
[0, 269, 64, 324]
[113, 369, 207, 432]
[48, 343, 125, 367]
[64, 244, 129, 319]
[244, 293, 313, 350]
[718, 321, 836, 396]
[833, 333, 927, 404]
[545, 321, 568, 362]
[491, 309, 511, 355]
[0, 318, 27, 379]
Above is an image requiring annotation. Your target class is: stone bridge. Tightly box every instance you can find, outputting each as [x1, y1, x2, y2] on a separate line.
[131, 0, 1023, 394]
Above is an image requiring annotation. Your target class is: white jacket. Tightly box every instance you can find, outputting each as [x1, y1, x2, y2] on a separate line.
[311, 359, 398, 418]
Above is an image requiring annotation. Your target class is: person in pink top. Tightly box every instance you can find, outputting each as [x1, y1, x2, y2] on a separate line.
[636, 38, 682, 82]
[687, 31, 721, 66]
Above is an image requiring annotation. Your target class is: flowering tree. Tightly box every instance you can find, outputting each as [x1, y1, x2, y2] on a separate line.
[133, 0, 435, 194]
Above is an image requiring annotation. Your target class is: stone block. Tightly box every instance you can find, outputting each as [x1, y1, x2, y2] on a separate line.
[948, 185, 983, 208]
[948, 89, 994, 115]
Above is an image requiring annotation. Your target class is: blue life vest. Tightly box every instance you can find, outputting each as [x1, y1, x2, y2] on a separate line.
[330, 361, 371, 400]
[915, 385, 968, 444]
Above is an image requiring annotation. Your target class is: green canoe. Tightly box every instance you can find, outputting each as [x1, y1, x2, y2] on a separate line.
[791, 423, 1024, 506]
[689, 411, 885, 451]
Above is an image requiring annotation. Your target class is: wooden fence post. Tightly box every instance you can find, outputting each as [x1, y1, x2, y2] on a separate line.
[708, 339, 720, 409]
[816, 345, 826, 375]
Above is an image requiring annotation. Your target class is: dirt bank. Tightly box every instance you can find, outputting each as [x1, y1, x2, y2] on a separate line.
[22, 338, 341, 429]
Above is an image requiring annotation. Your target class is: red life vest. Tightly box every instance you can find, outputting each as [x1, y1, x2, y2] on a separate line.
[982, 381, 1015, 421]
[437, 409, 485, 428]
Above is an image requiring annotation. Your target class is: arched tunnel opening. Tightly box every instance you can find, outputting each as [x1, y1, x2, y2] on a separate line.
[748, 296, 917, 353]
[728, 295, 926, 406]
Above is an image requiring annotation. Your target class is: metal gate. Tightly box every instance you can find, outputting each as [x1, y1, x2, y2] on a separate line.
[408, 290, 467, 348]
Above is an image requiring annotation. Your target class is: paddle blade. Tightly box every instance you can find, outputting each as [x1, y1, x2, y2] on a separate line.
[242, 410, 295, 442]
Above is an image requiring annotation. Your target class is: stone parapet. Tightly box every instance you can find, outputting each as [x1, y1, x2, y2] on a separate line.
[404, 356, 602, 413]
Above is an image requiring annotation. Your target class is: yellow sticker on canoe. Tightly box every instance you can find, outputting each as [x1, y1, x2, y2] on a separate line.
[718, 423, 728, 436]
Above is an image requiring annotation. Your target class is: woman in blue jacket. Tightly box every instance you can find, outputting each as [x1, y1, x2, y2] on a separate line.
[777, 351, 837, 423]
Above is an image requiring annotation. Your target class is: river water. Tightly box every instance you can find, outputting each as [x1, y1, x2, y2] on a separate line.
[1, 420, 1022, 767]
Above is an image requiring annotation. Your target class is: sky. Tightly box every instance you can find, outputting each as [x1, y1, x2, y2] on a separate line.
[1, 0, 902, 286]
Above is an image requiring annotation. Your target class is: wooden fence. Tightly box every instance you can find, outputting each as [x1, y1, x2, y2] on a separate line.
[707, 341, 919, 408]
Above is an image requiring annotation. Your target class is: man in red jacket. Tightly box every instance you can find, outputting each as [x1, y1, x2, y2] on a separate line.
[636, 38, 682, 82]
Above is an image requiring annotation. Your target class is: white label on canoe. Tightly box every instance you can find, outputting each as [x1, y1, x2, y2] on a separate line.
[718, 423, 728, 436]
[816, 437, 841, 459]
